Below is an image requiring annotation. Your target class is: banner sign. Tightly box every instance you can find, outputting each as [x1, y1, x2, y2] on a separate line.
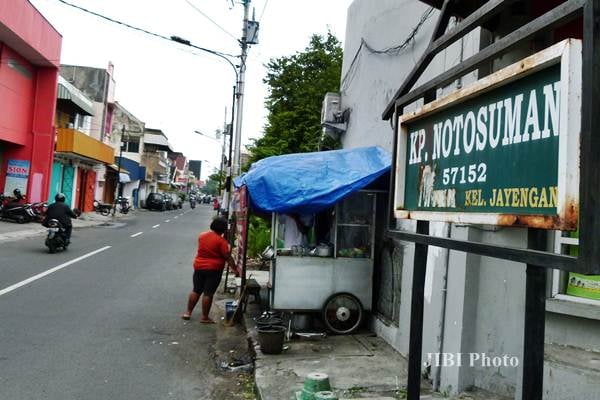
[232, 186, 249, 276]
[4, 159, 30, 195]
[394, 40, 581, 230]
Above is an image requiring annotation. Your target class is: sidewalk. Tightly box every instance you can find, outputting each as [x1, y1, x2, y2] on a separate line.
[243, 272, 510, 400]
[0, 210, 134, 243]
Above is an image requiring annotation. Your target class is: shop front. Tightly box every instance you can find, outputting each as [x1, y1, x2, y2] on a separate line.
[0, 1, 62, 201]
[115, 156, 146, 208]
[54, 128, 114, 208]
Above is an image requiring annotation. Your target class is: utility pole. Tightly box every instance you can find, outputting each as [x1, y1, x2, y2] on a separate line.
[113, 125, 125, 216]
[232, 0, 251, 177]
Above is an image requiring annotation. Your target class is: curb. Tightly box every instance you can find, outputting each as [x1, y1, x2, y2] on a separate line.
[0, 217, 120, 243]
[244, 308, 270, 400]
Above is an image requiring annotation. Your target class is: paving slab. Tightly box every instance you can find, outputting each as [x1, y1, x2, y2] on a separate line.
[244, 282, 511, 400]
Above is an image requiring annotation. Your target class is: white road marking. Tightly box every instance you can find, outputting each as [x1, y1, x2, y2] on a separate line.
[131, 232, 143, 237]
[0, 246, 112, 297]
[174, 216, 178, 219]
[165, 220, 170, 223]
[152, 224, 160, 229]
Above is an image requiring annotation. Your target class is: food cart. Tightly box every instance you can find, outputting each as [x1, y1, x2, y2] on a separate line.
[234, 147, 391, 334]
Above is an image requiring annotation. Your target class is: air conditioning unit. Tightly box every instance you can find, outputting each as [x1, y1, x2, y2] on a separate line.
[321, 92, 341, 124]
[321, 92, 349, 138]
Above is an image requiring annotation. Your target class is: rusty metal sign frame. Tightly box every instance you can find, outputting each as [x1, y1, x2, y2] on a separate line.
[379, 1, 600, 400]
[394, 39, 581, 230]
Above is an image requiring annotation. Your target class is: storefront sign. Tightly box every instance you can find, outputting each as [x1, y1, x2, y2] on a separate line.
[4, 159, 30, 195]
[394, 40, 581, 230]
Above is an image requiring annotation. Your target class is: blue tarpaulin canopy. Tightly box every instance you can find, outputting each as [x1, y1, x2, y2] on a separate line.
[234, 146, 391, 214]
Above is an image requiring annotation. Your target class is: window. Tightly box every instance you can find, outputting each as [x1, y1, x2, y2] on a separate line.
[121, 138, 140, 153]
[552, 231, 600, 304]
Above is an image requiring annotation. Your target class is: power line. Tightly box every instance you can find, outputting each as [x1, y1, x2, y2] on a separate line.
[183, 0, 239, 43]
[55, 0, 237, 59]
[340, 7, 434, 93]
[258, 0, 269, 23]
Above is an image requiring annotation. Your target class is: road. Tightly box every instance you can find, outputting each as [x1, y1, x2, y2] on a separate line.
[0, 205, 239, 400]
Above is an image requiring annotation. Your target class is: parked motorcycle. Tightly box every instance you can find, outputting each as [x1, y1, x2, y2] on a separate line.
[93, 199, 112, 216]
[30, 202, 48, 222]
[0, 196, 36, 223]
[115, 196, 130, 214]
[44, 219, 68, 253]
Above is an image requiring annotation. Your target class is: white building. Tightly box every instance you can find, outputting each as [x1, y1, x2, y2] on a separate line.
[337, 1, 599, 399]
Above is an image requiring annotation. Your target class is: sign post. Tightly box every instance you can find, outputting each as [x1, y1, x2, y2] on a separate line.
[394, 40, 581, 231]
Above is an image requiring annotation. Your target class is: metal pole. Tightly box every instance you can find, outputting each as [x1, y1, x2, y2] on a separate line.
[113, 125, 125, 215]
[224, 85, 236, 219]
[521, 229, 548, 400]
[232, 0, 250, 177]
[406, 220, 429, 400]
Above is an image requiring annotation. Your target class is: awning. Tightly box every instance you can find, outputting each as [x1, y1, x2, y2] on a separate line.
[119, 172, 131, 183]
[57, 76, 95, 116]
[107, 164, 130, 174]
[143, 132, 174, 152]
[235, 146, 391, 214]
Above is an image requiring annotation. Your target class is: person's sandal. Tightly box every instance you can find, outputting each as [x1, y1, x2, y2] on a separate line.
[181, 314, 191, 320]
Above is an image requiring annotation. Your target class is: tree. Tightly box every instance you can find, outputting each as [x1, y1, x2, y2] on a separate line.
[203, 171, 225, 196]
[247, 32, 343, 165]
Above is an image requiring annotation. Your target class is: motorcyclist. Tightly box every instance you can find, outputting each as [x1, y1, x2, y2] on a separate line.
[43, 193, 78, 244]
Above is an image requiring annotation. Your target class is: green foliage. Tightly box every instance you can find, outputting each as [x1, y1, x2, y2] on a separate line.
[203, 171, 225, 196]
[246, 32, 343, 165]
[247, 216, 271, 258]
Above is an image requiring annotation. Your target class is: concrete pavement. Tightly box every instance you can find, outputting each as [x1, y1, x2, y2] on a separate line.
[244, 277, 510, 400]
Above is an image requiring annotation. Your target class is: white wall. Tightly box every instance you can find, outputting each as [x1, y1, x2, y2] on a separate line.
[342, 1, 600, 399]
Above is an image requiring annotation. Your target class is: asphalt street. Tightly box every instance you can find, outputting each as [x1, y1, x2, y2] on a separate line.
[0, 204, 229, 400]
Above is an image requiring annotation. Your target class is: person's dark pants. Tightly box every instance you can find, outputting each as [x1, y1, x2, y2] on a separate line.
[193, 269, 223, 295]
[64, 225, 72, 241]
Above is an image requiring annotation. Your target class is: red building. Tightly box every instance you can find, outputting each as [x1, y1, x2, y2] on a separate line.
[0, 1, 62, 202]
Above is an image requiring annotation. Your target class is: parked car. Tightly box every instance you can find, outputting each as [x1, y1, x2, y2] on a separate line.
[202, 195, 212, 204]
[163, 193, 175, 210]
[146, 193, 166, 211]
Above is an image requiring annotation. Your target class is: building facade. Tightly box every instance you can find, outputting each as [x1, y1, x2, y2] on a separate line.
[0, 0, 62, 202]
[59, 64, 119, 204]
[339, 1, 599, 399]
[111, 102, 146, 208]
[51, 75, 114, 212]
[142, 128, 172, 198]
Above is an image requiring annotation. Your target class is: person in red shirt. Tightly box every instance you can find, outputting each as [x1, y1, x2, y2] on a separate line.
[182, 217, 235, 323]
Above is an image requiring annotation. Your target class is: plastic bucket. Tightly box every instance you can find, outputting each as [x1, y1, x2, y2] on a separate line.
[257, 325, 286, 354]
[255, 315, 283, 328]
[225, 301, 236, 320]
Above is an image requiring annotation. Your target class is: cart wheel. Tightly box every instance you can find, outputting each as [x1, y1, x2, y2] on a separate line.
[321, 293, 363, 334]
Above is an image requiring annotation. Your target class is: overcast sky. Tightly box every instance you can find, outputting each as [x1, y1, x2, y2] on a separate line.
[30, 0, 353, 179]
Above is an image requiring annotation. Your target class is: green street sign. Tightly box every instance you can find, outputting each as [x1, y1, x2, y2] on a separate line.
[394, 40, 580, 230]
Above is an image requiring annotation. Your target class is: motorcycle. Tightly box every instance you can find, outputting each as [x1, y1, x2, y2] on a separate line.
[44, 219, 68, 253]
[93, 199, 112, 216]
[0, 195, 36, 223]
[30, 202, 48, 222]
[115, 196, 130, 214]
[189, 196, 197, 209]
